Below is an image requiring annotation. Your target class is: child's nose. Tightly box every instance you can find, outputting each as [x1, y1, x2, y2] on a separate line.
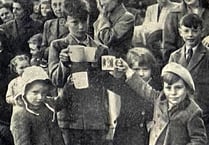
[170, 87, 177, 95]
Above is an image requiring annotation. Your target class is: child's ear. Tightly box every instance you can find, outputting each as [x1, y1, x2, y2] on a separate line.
[178, 27, 183, 37]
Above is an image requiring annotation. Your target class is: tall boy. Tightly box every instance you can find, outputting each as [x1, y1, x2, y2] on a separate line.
[48, 0, 113, 145]
[169, 13, 209, 138]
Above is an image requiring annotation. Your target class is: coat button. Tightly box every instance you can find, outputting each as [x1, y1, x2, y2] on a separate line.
[139, 123, 144, 128]
[141, 111, 145, 115]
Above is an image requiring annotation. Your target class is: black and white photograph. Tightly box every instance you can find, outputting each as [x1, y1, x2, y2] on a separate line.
[0, 0, 209, 145]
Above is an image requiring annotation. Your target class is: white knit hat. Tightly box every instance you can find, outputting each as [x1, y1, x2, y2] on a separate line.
[161, 62, 195, 92]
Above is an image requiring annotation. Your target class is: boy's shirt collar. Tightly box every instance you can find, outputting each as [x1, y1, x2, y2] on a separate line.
[69, 33, 90, 46]
[185, 43, 199, 56]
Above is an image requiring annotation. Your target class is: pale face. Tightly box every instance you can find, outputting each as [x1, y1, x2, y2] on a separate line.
[0, 7, 13, 23]
[164, 79, 187, 108]
[184, 0, 199, 7]
[51, 0, 64, 18]
[29, 43, 40, 56]
[99, 0, 118, 12]
[15, 60, 29, 75]
[179, 25, 202, 48]
[132, 65, 152, 82]
[66, 16, 87, 41]
[33, 1, 40, 14]
[40, 3, 51, 17]
[25, 81, 49, 106]
[13, 2, 25, 19]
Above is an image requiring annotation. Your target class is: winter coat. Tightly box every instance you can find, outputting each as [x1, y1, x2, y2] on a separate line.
[126, 72, 207, 145]
[10, 96, 65, 145]
[94, 3, 134, 58]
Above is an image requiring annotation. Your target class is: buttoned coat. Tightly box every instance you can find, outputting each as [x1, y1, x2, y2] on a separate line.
[94, 3, 134, 58]
[126, 73, 207, 145]
[48, 34, 112, 130]
[169, 44, 209, 115]
[163, 8, 209, 62]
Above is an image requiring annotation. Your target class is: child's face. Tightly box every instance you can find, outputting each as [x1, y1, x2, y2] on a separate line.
[51, 0, 64, 18]
[33, 1, 40, 14]
[29, 43, 40, 55]
[15, 60, 29, 75]
[13, 2, 25, 19]
[41, 3, 51, 17]
[163, 79, 187, 107]
[179, 25, 202, 48]
[132, 65, 152, 82]
[25, 81, 49, 106]
[66, 16, 88, 41]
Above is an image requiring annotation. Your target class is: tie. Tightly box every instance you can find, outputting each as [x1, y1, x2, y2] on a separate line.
[186, 48, 193, 64]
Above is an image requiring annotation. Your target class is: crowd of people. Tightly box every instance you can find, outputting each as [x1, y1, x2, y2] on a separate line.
[0, 0, 209, 145]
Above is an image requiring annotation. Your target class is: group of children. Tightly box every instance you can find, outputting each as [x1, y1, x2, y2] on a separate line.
[1, 0, 209, 145]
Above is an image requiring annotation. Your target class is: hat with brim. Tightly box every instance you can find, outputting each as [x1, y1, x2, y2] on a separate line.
[161, 62, 195, 92]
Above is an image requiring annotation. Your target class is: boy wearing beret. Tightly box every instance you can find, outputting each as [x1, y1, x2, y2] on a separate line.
[169, 13, 209, 138]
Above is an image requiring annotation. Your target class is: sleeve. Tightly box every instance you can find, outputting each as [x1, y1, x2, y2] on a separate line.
[126, 72, 160, 102]
[10, 110, 32, 145]
[6, 79, 16, 105]
[48, 39, 71, 88]
[143, 6, 151, 24]
[162, 12, 179, 63]
[187, 110, 208, 145]
[94, 13, 134, 46]
[42, 21, 50, 48]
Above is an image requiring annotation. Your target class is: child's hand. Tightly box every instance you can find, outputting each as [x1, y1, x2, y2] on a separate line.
[202, 36, 209, 48]
[59, 48, 70, 64]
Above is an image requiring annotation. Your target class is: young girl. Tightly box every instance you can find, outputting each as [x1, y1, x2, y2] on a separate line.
[113, 47, 161, 145]
[6, 54, 30, 105]
[121, 62, 207, 145]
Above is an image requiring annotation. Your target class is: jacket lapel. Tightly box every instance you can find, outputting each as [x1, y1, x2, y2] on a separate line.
[187, 44, 206, 71]
[50, 19, 59, 39]
[178, 46, 188, 67]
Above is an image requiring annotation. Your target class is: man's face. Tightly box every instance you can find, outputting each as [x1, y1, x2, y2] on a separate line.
[25, 81, 49, 106]
[0, 7, 13, 23]
[66, 16, 88, 40]
[51, 0, 64, 18]
[99, 0, 118, 13]
[13, 2, 25, 19]
[179, 25, 202, 48]
[164, 79, 187, 108]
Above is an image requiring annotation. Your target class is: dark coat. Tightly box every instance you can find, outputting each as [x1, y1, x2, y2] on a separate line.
[42, 18, 69, 60]
[169, 44, 209, 116]
[126, 72, 207, 145]
[163, 8, 209, 63]
[48, 34, 111, 130]
[10, 96, 65, 145]
[0, 17, 42, 56]
[94, 3, 135, 58]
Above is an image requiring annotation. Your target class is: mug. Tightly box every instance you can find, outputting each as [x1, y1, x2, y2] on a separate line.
[68, 45, 85, 62]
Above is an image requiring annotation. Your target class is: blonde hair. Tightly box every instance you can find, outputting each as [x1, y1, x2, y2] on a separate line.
[10, 54, 30, 73]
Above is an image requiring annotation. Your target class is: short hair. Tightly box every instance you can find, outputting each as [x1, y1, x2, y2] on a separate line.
[63, 0, 89, 21]
[126, 47, 156, 70]
[10, 54, 30, 73]
[179, 13, 203, 29]
[13, 0, 34, 15]
[0, 3, 13, 12]
[28, 33, 43, 49]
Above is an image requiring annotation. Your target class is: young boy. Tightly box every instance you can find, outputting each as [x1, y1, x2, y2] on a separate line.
[10, 66, 64, 145]
[169, 13, 209, 138]
[48, 0, 111, 145]
[120, 61, 207, 145]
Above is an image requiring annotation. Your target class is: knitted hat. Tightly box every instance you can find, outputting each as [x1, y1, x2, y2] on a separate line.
[161, 62, 195, 92]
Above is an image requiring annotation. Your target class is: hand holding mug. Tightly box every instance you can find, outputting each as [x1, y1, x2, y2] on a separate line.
[59, 48, 70, 63]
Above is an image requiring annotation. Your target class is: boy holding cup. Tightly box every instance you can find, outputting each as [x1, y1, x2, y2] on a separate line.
[48, 0, 113, 145]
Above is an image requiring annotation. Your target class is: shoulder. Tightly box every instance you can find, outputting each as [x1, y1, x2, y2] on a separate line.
[185, 99, 202, 119]
[146, 3, 158, 11]
[170, 47, 183, 57]
[44, 18, 57, 27]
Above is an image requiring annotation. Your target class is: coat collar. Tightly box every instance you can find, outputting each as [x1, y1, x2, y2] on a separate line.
[109, 3, 127, 24]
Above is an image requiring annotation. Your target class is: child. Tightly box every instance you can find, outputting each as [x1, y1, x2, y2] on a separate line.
[28, 33, 47, 68]
[48, 0, 112, 145]
[121, 61, 207, 145]
[113, 47, 161, 145]
[6, 54, 30, 105]
[169, 13, 209, 138]
[10, 66, 65, 145]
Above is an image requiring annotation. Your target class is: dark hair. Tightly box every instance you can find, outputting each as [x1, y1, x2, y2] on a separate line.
[63, 0, 89, 22]
[179, 13, 203, 29]
[0, 3, 13, 12]
[126, 47, 156, 70]
[13, 0, 34, 16]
